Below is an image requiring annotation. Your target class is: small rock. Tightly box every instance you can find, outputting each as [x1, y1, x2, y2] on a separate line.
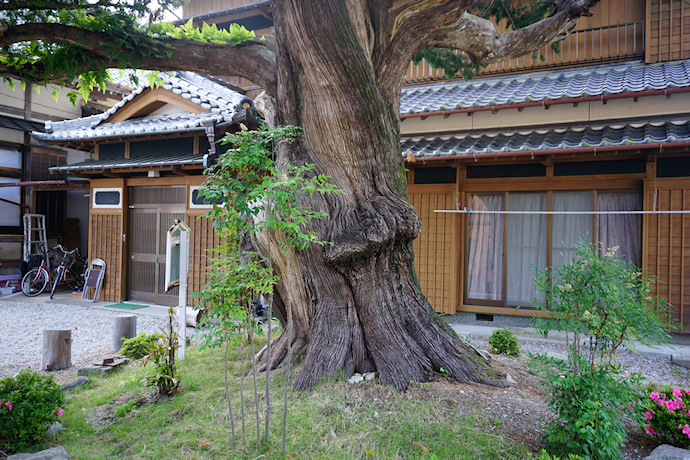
[8, 446, 71, 459]
[45, 421, 64, 437]
[642, 444, 690, 460]
[505, 373, 517, 385]
[364, 372, 376, 381]
[351, 375, 364, 383]
[374, 411, 379, 418]
[61, 376, 90, 392]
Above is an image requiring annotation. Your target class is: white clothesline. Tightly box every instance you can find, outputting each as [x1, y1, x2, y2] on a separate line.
[435, 208, 690, 215]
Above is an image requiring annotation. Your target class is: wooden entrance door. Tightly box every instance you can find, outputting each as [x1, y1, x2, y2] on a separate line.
[128, 186, 186, 306]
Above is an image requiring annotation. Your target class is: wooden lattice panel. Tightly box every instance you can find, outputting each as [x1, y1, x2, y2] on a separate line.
[409, 187, 457, 314]
[88, 213, 122, 302]
[644, 180, 690, 332]
[187, 212, 222, 307]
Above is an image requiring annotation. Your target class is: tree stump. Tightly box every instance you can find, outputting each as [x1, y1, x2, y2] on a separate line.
[43, 329, 71, 371]
[112, 316, 137, 352]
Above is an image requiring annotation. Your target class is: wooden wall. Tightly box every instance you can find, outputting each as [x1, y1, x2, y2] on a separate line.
[644, 178, 690, 332]
[404, 0, 645, 84]
[408, 184, 457, 314]
[646, 0, 690, 63]
[183, 0, 257, 18]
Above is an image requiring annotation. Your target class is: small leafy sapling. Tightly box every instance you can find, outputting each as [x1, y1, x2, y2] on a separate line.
[528, 241, 672, 459]
[195, 124, 339, 451]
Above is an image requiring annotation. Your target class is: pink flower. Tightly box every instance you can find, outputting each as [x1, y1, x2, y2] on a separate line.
[645, 424, 659, 436]
[4, 401, 11, 411]
[682, 424, 690, 439]
[650, 391, 660, 401]
[673, 387, 683, 398]
[57, 407, 64, 417]
[644, 410, 654, 420]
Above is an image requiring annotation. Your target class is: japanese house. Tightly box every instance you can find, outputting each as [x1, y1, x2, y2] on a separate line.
[35, 71, 258, 305]
[38, 0, 690, 333]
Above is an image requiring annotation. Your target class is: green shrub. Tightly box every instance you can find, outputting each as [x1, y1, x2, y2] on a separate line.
[488, 328, 520, 356]
[528, 449, 584, 459]
[637, 383, 690, 447]
[528, 241, 672, 459]
[531, 355, 639, 460]
[0, 369, 66, 453]
[120, 332, 161, 359]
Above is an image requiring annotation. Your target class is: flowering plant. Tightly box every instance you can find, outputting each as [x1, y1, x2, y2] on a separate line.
[638, 384, 690, 447]
[0, 369, 65, 453]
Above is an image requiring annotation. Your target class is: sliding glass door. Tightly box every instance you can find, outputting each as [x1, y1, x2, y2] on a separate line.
[465, 190, 642, 308]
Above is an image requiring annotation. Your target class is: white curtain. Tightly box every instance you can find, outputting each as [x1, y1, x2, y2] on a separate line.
[552, 192, 593, 269]
[597, 192, 643, 267]
[466, 194, 504, 300]
[507, 193, 547, 306]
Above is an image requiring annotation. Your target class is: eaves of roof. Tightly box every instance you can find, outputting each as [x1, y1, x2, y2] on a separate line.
[50, 153, 204, 172]
[400, 59, 690, 116]
[402, 117, 690, 160]
[0, 115, 44, 132]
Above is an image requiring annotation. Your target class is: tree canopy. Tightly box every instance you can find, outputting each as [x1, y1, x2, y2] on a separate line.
[1, 0, 598, 98]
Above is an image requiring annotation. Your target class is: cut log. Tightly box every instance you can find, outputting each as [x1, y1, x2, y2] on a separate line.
[43, 329, 71, 371]
[112, 315, 137, 352]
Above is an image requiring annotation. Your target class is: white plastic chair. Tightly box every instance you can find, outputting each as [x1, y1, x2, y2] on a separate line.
[81, 258, 106, 302]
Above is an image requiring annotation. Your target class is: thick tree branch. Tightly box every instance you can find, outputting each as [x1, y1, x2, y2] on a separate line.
[0, 23, 278, 96]
[428, 0, 600, 67]
[0, 0, 127, 10]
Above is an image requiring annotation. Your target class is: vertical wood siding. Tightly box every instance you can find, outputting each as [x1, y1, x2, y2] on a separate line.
[409, 187, 457, 314]
[186, 212, 222, 307]
[88, 213, 123, 302]
[647, 0, 690, 63]
[644, 180, 690, 332]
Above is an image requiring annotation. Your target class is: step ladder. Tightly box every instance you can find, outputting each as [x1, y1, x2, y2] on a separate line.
[23, 214, 48, 262]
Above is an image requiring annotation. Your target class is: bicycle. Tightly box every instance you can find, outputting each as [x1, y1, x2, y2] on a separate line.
[21, 245, 84, 297]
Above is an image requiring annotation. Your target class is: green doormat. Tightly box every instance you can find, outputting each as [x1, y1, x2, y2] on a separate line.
[106, 302, 148, 310]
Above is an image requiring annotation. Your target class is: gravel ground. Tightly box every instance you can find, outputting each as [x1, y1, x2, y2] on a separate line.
[0, 299, 168, 381]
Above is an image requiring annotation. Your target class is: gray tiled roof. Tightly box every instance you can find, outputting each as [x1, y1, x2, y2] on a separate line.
[50, 152, 204, 172]
[35, 112, 224, 142]
[401, 118, 690, 158]
[400, 59, 690, 114]
[34, 71, 252, 141]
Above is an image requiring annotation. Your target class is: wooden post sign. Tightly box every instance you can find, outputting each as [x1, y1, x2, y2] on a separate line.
[165, 219, 191, 360]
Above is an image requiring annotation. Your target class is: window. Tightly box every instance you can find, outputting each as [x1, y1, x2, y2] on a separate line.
[189, 185, 224, 209]
[413, 167, 456, 184]
[92, 188, 122, 209]
[465, 190, 642, 308]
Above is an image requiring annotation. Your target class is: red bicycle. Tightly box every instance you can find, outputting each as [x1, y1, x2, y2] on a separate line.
[21, 245, 84, 297]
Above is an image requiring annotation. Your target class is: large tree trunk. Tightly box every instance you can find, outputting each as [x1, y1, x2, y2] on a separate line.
[261, 0, 489, 391]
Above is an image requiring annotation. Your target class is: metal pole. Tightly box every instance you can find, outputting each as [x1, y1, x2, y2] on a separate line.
[435, 209, 690, 215]
[178, 229, 188, 360]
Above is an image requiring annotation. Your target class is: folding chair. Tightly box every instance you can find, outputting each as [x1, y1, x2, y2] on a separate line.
[82, 258, 106, 302]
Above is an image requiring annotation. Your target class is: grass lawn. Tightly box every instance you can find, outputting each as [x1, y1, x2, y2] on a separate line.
[51, 340, 530, 459]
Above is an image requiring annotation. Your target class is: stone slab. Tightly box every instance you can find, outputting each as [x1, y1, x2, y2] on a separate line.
[8, 446, 70, 460]
[643, 444, 690, 460]
[77, 364, 120, 377]
[60, 376, 90, 392]
[672, 354, 690, 370]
